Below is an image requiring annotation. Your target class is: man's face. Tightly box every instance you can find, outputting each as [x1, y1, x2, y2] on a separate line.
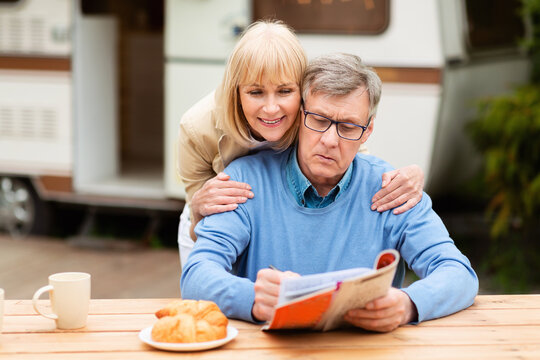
[297, 87, 374, 195]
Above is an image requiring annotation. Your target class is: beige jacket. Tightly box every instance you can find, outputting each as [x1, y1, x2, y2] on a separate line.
[177, 92, 250, 205]
[177, 91, 369, 206]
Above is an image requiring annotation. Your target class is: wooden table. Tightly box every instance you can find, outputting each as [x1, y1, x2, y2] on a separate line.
[1, 295, 539, 359]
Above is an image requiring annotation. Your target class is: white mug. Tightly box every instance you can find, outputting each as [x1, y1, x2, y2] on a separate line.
[0, 288, 4, 334]
[32, 272, 91, 329]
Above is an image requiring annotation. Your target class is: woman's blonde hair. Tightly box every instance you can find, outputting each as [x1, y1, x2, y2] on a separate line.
[216, 20, 307, 150]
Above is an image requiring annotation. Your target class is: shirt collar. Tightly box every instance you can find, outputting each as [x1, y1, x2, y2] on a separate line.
[286, 145, 353, 208]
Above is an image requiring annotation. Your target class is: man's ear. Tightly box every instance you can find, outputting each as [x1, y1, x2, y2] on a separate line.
[361, 117, 375, 144]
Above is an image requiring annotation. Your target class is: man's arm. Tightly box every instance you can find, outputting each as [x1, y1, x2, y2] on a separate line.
[345, 193, 477, 332]
[180, 204, 257, 322]
[390, 193, 479, 322]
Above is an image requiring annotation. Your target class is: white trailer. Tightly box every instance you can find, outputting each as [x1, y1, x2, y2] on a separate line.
[0, 0, 530, 236]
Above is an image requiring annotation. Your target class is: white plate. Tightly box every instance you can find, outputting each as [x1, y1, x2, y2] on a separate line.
[138, 325, 238, 352]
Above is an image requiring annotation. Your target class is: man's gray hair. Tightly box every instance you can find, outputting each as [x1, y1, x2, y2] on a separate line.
[302, 53, 382, 117]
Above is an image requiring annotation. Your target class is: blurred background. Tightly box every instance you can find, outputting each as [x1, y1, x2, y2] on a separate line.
[0, 0, 539, 298]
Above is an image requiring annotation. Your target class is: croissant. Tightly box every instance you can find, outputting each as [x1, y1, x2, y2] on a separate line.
[151, 300, 228, 343]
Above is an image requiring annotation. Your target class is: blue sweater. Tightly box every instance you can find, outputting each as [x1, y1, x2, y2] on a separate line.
[181, 148, 478, 323]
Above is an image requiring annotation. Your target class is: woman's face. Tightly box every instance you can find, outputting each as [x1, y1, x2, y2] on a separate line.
[238, 77, 301, 142]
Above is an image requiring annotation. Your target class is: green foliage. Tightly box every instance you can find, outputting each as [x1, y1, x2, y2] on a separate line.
[467, 85, 540, 292]
[521, 0, 540, 83]
[468, 85, 540, 238]
[464, 1, 540, 292]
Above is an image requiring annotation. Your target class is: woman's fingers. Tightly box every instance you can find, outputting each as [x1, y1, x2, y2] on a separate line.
[215, 172, 230, 181]
[208, 178, 252, 190]
[371, 180, 401, 210]
[392, 194, 422, 215]
[202, 189, 250, 203]
[208, 173, 251, 189]
[192, 174, 254, 218]
[371, 165, 424, 213]
[198, 203, 239, 217]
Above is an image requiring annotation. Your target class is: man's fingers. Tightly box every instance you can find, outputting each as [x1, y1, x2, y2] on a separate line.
[344, 313, 400, 333]
[344, 290, 414, 332]
[254, 285, 280, 302]
[254, 269, 282, 306]
[282, 271, 301, 278]
[252, 302, 275, 321]
[257, 269, 284, 287]
[363, 290, 401, 311]
[346, 307, 392, 320]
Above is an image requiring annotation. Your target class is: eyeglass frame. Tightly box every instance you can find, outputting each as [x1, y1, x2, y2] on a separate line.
[302, 109, 372, 141]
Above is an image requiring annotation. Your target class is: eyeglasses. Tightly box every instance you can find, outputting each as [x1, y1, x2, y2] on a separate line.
[303, 109, 372, 141]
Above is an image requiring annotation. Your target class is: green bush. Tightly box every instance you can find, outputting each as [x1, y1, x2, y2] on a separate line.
[464, 1, 540, 292]
[521, 0, 540, 82]
[468, 86, 540, 239]
[467, 87, 540, 292]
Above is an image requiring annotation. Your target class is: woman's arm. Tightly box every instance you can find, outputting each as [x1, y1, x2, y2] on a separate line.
[371, 165, 424, 214]
[358, 145, 424, 214]
[177, 120, 219, 203]
[178, 121, 253, 240]
[189, 172, 253, 240]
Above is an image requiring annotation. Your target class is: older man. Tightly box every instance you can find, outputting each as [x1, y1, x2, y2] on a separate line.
[181, 53, 478, 332]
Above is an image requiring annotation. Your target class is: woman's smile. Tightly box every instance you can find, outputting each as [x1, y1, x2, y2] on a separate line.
[239, 78, 301, 142]
[259, 116, 285, 126]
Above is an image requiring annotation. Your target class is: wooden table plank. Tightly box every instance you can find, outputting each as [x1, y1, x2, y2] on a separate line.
[6, 298, 540, 332]
[7, 295, 538, 315]
[469, 295, 540, 309]
[5, 299, 175, 315]
[6, 309, 538, 334]
[2, 296, 540, 359]
[3, 314, 156, 333]
[2, 345, 540, 360]
[2, 326, 540, 354]
[417, 309, 540, 326]
[3, 315, 253, 333]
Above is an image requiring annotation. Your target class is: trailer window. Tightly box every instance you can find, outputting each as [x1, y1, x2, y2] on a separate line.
[465, 0, 524, 50]
[252, 0, 389, 35]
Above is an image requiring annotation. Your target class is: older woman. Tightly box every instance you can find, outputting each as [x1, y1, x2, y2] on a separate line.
[177, 20, 424, 266]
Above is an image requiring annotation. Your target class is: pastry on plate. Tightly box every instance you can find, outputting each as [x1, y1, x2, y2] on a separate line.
[151, 300, 228, 343]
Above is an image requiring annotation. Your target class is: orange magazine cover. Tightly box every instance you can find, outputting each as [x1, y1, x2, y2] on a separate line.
[263, 249, 400, 331]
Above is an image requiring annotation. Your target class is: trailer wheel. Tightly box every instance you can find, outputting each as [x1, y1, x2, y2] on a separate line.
[0, 177, 49, 238]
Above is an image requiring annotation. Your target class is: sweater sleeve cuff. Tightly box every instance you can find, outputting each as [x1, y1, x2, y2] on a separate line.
[401, 286, 425, 323]
[232, 279, 259, 322]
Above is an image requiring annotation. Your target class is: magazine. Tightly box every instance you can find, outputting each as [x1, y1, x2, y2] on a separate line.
[262, 249, 400, 331]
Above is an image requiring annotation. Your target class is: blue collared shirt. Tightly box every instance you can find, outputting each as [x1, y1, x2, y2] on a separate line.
[286, 146, 353, 208]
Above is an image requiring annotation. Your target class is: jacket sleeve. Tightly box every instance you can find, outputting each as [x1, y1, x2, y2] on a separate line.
[177, 113, 219, 204]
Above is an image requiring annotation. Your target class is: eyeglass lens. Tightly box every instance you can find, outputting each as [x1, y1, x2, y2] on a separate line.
[305, 113, 364, 140]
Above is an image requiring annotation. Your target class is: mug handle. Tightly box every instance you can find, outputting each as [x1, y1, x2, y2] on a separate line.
[32, 285, 58, 320]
